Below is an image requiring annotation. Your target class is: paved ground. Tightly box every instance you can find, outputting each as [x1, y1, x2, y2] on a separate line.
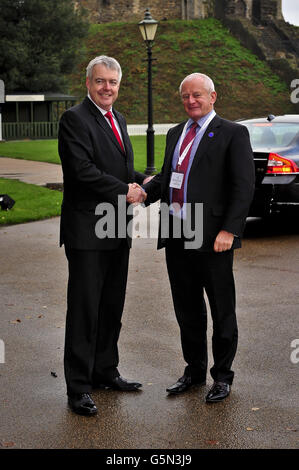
[0, 158, 298, 452]
[0, 157, 63, 186]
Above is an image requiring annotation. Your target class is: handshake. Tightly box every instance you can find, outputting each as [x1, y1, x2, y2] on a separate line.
[126, 176, 153, 204]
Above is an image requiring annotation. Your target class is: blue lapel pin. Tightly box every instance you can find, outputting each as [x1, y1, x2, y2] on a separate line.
[208, 132, 214, 138]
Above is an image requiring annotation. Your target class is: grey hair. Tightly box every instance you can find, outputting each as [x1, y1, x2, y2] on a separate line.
[179, 73, 215, 94]
[86, 55, 122, 83]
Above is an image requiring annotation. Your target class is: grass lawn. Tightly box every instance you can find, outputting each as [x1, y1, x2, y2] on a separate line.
[0, 136, 167, 225]
[0, 140, 60, 164]
[0, 178, 63, 226]
[131, 135, 166, 173]
[0, 135, 167, 173]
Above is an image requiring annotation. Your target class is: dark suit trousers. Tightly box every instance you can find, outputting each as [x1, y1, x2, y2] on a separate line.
[64, 242, 129, 395]
[165, 240, 237, 385]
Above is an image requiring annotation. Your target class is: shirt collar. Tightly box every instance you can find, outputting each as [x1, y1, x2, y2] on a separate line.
[187, 109, 216, 129]
[87, 93, 113, 117]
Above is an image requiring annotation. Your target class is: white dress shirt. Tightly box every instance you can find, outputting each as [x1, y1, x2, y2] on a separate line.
[87, 93, 124, 148]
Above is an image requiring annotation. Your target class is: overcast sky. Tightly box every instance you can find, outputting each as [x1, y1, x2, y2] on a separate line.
[282, 0, 299, 26]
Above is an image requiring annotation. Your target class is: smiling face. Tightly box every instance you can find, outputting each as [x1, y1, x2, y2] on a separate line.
[181, 77, 217, 121]
[86, 63, 120, 111]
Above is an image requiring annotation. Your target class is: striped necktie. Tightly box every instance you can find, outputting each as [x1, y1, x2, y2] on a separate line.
[172, 121, 198, 207]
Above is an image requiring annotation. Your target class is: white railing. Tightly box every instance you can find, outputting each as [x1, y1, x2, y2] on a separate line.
[127, 123, 177, 136]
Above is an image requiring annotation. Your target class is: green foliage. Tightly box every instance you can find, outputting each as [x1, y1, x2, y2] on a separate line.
[0, 0, 89, 92]
[0, 178, 62, 225]
[70, 18, 294, 122]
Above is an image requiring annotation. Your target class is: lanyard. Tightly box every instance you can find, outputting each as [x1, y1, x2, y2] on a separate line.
[177, 110, 216, 167]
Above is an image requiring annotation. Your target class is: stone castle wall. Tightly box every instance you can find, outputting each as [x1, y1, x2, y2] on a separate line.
[74, 0, 296, 87]
[77, 0, 181, 23]
[76, 0, 283, 24]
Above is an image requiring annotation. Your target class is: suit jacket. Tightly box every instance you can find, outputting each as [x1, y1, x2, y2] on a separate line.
[144, 114, 255, 251]
[58, 97, 145, 250]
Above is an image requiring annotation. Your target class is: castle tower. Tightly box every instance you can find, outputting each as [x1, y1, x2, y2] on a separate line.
[217, 0, 283, 23]
[76, 0, 284, 24]
[182, 1, 214, 20]
[252, 0, 283, 23]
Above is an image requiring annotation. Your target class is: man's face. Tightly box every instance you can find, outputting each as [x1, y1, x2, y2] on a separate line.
[181, 78, 217, 121]
[86, 64, 120, 111]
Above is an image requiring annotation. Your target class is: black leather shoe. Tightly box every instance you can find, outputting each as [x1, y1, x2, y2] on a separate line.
[205, 381, 230, 403]
[166, 374, 206, 395]
[94, 375, 142, 391]
[68, 393, 98, 416]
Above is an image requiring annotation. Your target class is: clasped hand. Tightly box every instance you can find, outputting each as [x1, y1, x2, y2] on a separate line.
[126, 183, 147, 204]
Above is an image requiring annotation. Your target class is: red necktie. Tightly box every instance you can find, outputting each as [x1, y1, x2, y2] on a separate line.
[105, 111, 125, 153]
[172, 122, 198, 207]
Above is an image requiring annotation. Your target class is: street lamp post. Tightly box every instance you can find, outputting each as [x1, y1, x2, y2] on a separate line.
[0, 80, 5, 142]
[138, 8, 158, 175]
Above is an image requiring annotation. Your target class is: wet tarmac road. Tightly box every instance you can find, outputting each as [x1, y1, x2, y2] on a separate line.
[0, 214, 298, 451]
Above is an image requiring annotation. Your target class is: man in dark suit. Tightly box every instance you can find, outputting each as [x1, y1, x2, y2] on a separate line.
[143, 73, 255, 403]
[58, 56, 146, 416]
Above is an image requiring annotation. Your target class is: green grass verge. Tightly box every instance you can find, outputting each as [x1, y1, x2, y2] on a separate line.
[0, 135, 167, 225]
[131, 135, 166, 173]
[0, 140, 60, 164]
[0, 135, 167, 173]
[0, 178, 63, 226]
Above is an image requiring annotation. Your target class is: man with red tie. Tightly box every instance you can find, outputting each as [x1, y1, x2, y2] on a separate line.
[143, 73, 255, 403]
[58, 56, 146, 416]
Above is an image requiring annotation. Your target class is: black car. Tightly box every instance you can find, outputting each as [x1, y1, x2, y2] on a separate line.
[238, 114, 299, 217]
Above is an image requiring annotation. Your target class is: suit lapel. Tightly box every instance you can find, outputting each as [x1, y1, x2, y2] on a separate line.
[166, 116, 222, 175]
[165, 122, 186, 173]
[113, 109, 130, 156]
[190, 115, 222, 171]
[83, 97, 126, 155]
[160, 122, 185, 202]
[113, 109, 135, 179]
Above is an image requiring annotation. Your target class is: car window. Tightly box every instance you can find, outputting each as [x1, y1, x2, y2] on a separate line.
[242, 123, 299, 148]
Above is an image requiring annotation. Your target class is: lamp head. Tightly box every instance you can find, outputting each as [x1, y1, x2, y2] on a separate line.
[138, 8, 158, 44]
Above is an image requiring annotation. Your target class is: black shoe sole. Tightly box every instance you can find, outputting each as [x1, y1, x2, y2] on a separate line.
[68, 405, 98, 416]
[166, 381, 206, 395]
[205, 394, 230, 403]
[94, 383, 142, 391]
[68, 399, 98, 416]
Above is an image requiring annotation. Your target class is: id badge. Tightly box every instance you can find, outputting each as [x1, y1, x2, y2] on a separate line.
[170, 172, 184, 189]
